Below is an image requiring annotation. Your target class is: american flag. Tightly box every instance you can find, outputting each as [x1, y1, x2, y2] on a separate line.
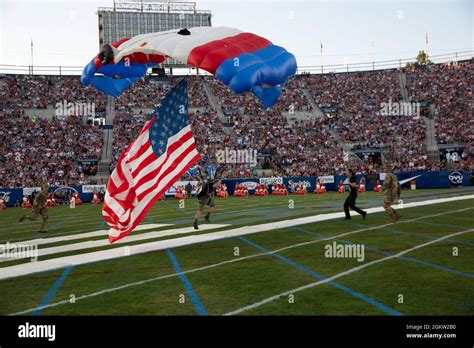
[103, 79, 201, 243]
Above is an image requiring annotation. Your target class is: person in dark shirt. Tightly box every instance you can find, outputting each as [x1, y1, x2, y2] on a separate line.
[99, 188, 105, 202]
[193, 175, 220, 230]
[343, 169, 367, 220]
[185, 181, 193, 197]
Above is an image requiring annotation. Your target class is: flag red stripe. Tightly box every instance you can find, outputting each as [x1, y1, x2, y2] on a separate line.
[103, 124, 200, 241]
[133, 130, 194, 185]
[132, 128, 193, 179]
[136, 141, 197, 201]
[108, 152, 200, 243]
[105, 134, 196, 228]
[128, 140, 152, 164]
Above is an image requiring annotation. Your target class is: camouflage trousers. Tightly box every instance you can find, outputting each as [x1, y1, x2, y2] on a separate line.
[25, 207, 48, 231]
[383, 194, 400, 221]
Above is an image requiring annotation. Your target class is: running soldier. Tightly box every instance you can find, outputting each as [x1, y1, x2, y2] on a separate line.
[193, 174, 220, 230]
[382, 165, 401, 223]
[19, 184, 49, 233]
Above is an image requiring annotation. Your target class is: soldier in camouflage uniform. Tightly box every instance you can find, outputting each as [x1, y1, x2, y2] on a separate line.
[193, 173, 220, 230]
[382, 165, 401, 223]
[19, 183, 49, 233]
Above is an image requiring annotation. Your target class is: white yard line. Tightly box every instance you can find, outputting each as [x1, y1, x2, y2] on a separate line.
[0, 224, 229, 262]
[8, 204, 473, 316]
[3, 224, 172, 247]
[224, 228, 474, 315]
[1, 195, 472, 282]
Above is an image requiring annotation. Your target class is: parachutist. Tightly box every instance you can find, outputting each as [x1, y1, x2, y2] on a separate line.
[99, 44, 114, 64]
[177, 28, 191, 35]
[81, 27, 296, 107]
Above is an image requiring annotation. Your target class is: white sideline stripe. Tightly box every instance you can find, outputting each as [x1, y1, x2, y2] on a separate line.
[224, 228, 474, 315]
[9, 224, 173, 247]
[8, 205, 473, 316]
[0, 224, 229, 262]
[1, 194, 472, 282]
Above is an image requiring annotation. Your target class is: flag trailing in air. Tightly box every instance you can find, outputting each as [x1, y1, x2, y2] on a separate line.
[103, 79, 201, 243]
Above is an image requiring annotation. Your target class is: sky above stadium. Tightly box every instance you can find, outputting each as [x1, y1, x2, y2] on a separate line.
[0, 0, 472, 73]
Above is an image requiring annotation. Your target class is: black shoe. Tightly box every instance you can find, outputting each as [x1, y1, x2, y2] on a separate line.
[39, 230, 47, 234]
[193, 222, 199, 230]
[362, 212, 367, 220]
[205, 215, 210, 222]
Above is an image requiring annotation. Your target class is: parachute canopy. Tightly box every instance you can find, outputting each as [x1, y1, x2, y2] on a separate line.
[81, 27, 297, 108]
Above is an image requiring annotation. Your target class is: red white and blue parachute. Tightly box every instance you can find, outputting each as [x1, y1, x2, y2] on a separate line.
[81, 27, 297, 108]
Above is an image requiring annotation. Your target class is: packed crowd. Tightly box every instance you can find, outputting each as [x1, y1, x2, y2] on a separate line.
[112, 76, 210, 109]
[0, 114, 103, 188]
[0, 75, 107, 112]
[304, 69, 401, 117]
[216, 96, 355, 177]
[1, 61, 472, 188]
[110, 109, 149, 169]
[276, 118, 348, 176]
[405, 60, 473, 144]
[114, 79, 170, 109]
[187, 76, 210, 108]
[303, 69, 440, 170]
[110, 107, 229, 172]
[206, 76, 310, 113]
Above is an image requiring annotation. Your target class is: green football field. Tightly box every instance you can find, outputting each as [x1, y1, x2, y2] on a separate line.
[0, 188, 473, 316]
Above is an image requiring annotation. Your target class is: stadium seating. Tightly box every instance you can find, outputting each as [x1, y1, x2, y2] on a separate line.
[0, 115, 103, 188]
[405, 61, 473, 145]
[0, 61, 472, 188]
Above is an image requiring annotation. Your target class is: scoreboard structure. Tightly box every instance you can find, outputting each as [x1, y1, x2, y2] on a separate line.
[97, 0, 212, 68]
